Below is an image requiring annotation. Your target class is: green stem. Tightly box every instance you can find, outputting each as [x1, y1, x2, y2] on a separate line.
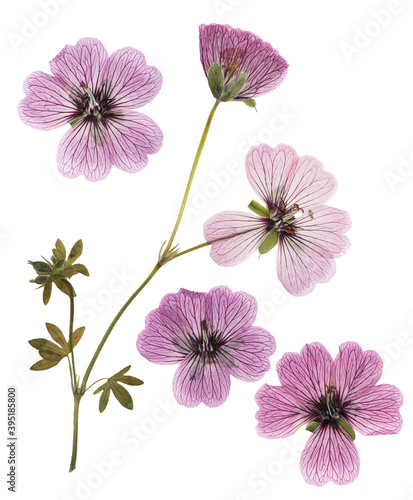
[172, 241, 212, 261]
[67, 357, 74, 392]
[84, 378, 107, 393]
[69, 396, 81, 472]
[163, 100, 220, 256]
[80, 263, 162, 392]
[69, 296, 77, 386]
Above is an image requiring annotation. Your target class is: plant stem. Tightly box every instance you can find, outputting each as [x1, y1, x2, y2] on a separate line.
[69, 395, 81, 472]
[163, 100, 220, 256]
[69, 296, 77, 386]
[80, 263, 162, 392]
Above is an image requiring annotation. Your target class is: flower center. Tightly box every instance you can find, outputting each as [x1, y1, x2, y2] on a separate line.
[221, 47, 246, 77]
[316, 385, 341, 421]
[266, 203, 301, 235]
[191, 319, 223, 358]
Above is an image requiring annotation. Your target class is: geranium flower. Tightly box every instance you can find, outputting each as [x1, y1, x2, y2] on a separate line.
[137, 286, 275, 408]
[203, 144, 351, 296]
[18, 38, 162, 181]
[199, 24, 288, 103]
[255, 342, 403, 486]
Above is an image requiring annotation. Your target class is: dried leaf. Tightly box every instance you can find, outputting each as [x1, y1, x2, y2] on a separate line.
[30, 358, 61, 371]
[53, 239, 66, 260]
[53, 277, 76, 297]
[117, 376, 144, 386]
[109, 380, 133, 410]
[28, 338, 65, 357]
[99, 386, 110, 413]
[67, 240, 83, 264]
[69, 327, 85, 351]
[43, 280, 52, 305]
[45, 323, 67, 349]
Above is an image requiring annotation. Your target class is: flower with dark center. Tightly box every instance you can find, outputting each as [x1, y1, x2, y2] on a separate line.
[18, 38, 162, 181]
[204, 143, 351, 296]
[255, 342, 403, 486]
[137, 287, 276, 407]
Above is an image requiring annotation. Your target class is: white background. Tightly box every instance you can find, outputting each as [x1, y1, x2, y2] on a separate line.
[1, 0, 413, 499]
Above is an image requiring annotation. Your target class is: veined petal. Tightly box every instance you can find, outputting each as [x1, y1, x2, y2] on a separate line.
[344, 384, 403, 436]
[276, 343, 333, 407]
[246, 144, 337, 210]
[332, 342, 383, 403]
[300, 423, 360, 486]
[102, 47, 162, 110]
[277, 206, 351, 296]
[173, 353, 231, 408]
[199, 24, 288, 100]
[105, 111, 163, 173]
[221, 326, 276, 381]
[255, 384, 310, 438]
[204, 211, 268, 266]
[18, 71, 78, 130]
[57, 119, 114, 181]
[50, 37, 108, 94]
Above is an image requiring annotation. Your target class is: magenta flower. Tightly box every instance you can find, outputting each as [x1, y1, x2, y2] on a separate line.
[199, 24, 288, 103]
[204, 144, 351, 296]
[18, 38, 162, 181]
[255, 342, 403, 486]
[137, 286, 276, 408]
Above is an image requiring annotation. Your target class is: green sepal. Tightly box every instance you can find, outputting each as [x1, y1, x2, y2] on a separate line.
[30, 358, 61, 371]
[259, 230, 279, 255]
[30, 276, 48, 285]
[220, 72, 247, 101]
[28, 261, 52, 275]
[69, 116, 84, 128]
[337, 418, 356, 440]
[305, 420, 321, 433]
[207, 62, 224, 100]
[243, 99, 257, 109]
[248, 200, 270, 218]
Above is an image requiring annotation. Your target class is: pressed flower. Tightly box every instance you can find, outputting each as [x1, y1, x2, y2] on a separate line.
[137, 286, 275, 408]
[199, 24, 288, 104]
[255, 342, 403, 486]
[204, 144, 351, 296]
[18, 37, 163, 181]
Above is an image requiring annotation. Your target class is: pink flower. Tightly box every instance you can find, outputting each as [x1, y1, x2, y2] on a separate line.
[255, 342, 403, 486]
[203, 144, 351, 296]
[137, 286, 276, 408]
[18, 38, 162, 181]
[199, 24, 288, 103]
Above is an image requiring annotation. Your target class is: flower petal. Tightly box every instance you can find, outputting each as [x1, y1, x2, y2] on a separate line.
[222, 326, 276, 381]
[300, 423, 360, 486]
[255, 384, 310, 438]
[50, 37, 108, 94]
[57, 119, 114, 181]
[276, 343, 333, 408]
[245, 144, 337, 210]
[344, 384, 403, 436]
[173, 353, 231, 407]
[332, 342, 383, 403]
[277, 206, 351, 296]
[199, 24, 288, 100]
[204, 211, 268, 266]
[18, 71, 78, 130]
[102, 47, 162, 110]
[105, 111, 163, 173]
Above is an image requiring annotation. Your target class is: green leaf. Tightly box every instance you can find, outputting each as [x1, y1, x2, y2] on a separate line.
[30, 358, 61, 371]
[248, 200, 270, 218]
[43, 280, 52, 305]
[99, 386, 110, 413]
[337, 418, 356, 440]
[28, 338, 66, 357]
[67, 240, 83, 264]
[53, 277, 76, 297]
[39, 350, 64, 362]
[243, 98, 257, 109]
[69, 327, 85, 351]
[45, 323, 67, 349]
[109, 380, 133, 410]
[112, 365, 131, 379]
[53, 239, 66, 261]
[258, 230, 279, 255]
[305, 421, 321, 433]
[207, 62, 224, 100]
[220, 72, 246, 101]
[93, 382, 108, 395]
[117, 376, 144, 386]
[63, 264, 90, 278]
